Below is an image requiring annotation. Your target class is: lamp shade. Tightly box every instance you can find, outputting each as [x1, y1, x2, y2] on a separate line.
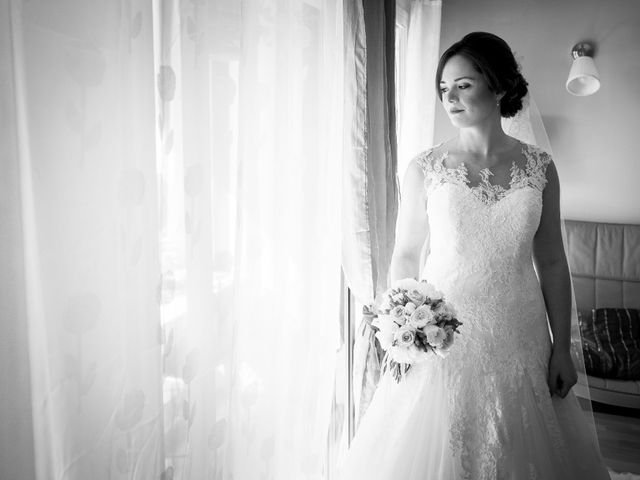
[566, 55, 600, 96]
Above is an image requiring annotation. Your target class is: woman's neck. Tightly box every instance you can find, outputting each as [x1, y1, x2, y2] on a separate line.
[456, 121, 514, 157]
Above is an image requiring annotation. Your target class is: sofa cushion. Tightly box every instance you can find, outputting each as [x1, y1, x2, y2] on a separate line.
[581, 372, 640, 395]
[580, 308, 640, 380]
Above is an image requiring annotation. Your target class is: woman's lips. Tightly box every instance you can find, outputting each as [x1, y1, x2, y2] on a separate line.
[449, 109, 464, 114]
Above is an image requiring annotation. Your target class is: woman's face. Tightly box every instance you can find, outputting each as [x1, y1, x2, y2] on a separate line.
[439, 54, 500, 128]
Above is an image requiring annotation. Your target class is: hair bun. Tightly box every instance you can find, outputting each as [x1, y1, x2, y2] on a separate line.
[500, 72, 528, 118]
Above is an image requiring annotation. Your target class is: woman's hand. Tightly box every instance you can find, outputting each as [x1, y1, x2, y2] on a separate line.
[547, 348, 577, 398]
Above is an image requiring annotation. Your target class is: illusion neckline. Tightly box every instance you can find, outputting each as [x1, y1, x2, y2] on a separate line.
[434, 139, 530, 192]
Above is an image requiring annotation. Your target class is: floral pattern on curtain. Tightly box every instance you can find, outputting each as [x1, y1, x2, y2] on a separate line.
[2, 0, 351, 479]
[5, 0, 164, 478]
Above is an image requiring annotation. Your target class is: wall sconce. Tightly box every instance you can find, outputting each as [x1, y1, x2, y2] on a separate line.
[566, 42, 600, 96]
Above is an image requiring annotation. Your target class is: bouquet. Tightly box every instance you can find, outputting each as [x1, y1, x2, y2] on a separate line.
[372, 278, 462, 383]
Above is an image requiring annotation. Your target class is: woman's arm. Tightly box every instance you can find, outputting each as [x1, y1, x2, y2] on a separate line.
[389, 158, 430, 283]
[532, 160, 577, 398]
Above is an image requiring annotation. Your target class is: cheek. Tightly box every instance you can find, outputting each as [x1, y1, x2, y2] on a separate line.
[464, 90, 493, 110]
[459, 89, 477, 103]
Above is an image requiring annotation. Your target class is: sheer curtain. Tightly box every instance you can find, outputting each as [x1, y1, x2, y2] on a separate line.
[221, 1, 344, 478]
[2, 0, 350, 478]
[341, 0, 399, 430]
[396, 0, 441, 183]
[4, 2, 164, 478]
[347, 0, 442, 430]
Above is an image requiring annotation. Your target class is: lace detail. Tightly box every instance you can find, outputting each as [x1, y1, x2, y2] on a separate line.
[414, 141, 552, 206]
[446, 356, 569, 479]
[418, 142, 561, 479]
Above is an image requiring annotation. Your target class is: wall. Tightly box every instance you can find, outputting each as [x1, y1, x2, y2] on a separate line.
[434, 0, 640, 224]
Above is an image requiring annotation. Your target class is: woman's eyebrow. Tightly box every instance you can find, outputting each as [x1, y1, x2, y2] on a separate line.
[439, 76, 475, 84]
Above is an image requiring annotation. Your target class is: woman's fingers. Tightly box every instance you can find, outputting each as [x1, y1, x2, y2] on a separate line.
[548, 350, 578, 398]
[547, 367, 558, 396]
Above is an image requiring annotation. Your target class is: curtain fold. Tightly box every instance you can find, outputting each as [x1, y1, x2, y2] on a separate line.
[346, 0, 443, 430]
[342, 0, 399, 429]
[397, 0, 442, 182]
[2, 0, 352, 479]
[0, 1, 36, 477]
[341, 0, 371, 306]
[154, 0, 224, 477]
[223, 1, 345, 478]
[342, 0, 398, 307]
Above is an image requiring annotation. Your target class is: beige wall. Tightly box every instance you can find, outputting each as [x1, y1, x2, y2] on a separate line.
[434, 0, 640, 224]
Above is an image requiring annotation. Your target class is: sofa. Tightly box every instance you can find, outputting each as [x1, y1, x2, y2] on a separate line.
[565, 220, 640, 409]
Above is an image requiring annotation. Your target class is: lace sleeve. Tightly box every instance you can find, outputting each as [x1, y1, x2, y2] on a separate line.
[413, 145, 447, 193]
[413, 149, 435, 179]
[522, 143, 553, 192]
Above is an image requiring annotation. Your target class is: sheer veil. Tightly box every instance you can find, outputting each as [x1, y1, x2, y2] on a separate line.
[501, 93, 601, 449]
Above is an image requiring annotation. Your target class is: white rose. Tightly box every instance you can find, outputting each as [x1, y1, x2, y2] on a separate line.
[421, 324, 438, 337]
[422, 325, 447, 347]
[391, 293, 405, 304]
[406, 288, 426, 306]
[404, 302, 416, 315]
[410, 305, 435, 328]
[394, 325, 416, 348]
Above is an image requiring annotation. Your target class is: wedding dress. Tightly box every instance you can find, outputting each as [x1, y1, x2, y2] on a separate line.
[338, 141, 611, 480]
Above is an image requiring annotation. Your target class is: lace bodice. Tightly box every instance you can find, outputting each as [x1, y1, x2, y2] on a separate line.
[416, 141, 551, 205]
[414, 141, 552, 304]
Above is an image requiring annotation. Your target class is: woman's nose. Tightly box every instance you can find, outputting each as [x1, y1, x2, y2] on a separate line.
[446, 89, 458, 102]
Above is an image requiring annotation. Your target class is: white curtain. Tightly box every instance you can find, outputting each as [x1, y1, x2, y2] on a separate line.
[1, 0, 349, 478]
[348, 0, 443, 429]
[396, 0, 441, 183]
[342, 0, 400, 429]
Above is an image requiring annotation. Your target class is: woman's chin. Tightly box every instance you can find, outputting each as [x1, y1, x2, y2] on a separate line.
[448, 114, 486, 129]
[448, 116, 470, 128]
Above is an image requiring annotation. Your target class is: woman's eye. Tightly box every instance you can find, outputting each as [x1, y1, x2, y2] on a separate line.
[458, 84, 470, 89]
[440, 87, 448, 93]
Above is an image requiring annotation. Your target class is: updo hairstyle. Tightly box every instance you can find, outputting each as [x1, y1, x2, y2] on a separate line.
[435, 32, 528, 118]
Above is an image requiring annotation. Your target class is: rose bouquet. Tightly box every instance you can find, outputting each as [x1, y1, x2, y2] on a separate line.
[372, 278, 462, 383]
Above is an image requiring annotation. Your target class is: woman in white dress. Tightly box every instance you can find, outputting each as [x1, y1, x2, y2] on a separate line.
[338, 32, 611, 480]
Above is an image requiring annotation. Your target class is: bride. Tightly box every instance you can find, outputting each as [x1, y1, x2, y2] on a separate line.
[338, 32, 612, 480]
